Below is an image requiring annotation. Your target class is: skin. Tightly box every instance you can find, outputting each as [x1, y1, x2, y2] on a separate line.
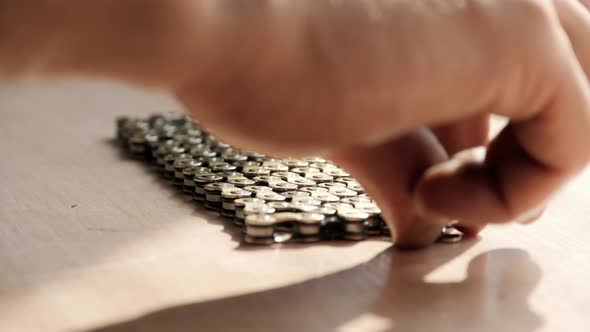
[2, 0, 590, 249]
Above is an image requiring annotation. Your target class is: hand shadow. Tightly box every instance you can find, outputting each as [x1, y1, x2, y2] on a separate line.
[85, 243, 543, 332]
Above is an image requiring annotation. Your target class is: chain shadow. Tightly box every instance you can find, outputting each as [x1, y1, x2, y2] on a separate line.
[83, 243, 543, 332]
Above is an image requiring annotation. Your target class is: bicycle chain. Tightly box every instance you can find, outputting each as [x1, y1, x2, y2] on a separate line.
[116, 112, 463, 245]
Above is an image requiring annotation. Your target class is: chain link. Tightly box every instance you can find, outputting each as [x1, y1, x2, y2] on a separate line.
[115, 112, 463, 245]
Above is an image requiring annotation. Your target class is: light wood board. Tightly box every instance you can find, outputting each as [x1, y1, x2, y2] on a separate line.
[0, 81, 588, 332]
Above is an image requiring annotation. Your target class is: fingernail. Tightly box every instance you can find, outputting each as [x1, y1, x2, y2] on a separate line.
[422, 158, 461, 179]
[414, 146, 487, 225]
[455, 146, 487, 162]
[514, 205, 546, 224]
[419, 146, 485, 182]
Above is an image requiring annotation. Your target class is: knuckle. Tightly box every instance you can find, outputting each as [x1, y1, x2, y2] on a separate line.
[491, 0, 559, 47]
[503, 0, 555, 24]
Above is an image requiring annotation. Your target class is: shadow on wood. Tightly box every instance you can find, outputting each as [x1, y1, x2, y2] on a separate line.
[85, 244, 543, 332]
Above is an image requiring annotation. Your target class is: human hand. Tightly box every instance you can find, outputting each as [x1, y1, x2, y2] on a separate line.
[177, 0, 590, 248]
[3, 0, 590, 248]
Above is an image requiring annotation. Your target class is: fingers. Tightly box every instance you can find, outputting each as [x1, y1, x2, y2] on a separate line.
[430, 114, 490, 235]
[416, 0, 590, 225]
[329, 128, 449, 249]
[431, 114, 490, 155]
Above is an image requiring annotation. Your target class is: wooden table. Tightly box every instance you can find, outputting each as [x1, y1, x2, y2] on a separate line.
[1, 81, 588, 332]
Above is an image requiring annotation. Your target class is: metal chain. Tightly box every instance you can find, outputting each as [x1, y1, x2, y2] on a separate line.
[115, 112, 463, 245]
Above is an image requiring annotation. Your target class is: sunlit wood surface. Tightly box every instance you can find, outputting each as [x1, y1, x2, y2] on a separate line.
[0, 81, 588, 332]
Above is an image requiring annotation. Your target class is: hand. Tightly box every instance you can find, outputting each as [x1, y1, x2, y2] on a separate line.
[3, 0, 590, 248]
[177, 0, 590, 248]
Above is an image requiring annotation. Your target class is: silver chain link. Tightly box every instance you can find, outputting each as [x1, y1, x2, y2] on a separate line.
[115, 112, 463, 245]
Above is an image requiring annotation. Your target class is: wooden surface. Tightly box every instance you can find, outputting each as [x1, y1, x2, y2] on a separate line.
[0, 81, 589, 332]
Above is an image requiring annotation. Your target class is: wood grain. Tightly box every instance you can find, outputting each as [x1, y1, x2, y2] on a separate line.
[0, 81, 588, 332]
